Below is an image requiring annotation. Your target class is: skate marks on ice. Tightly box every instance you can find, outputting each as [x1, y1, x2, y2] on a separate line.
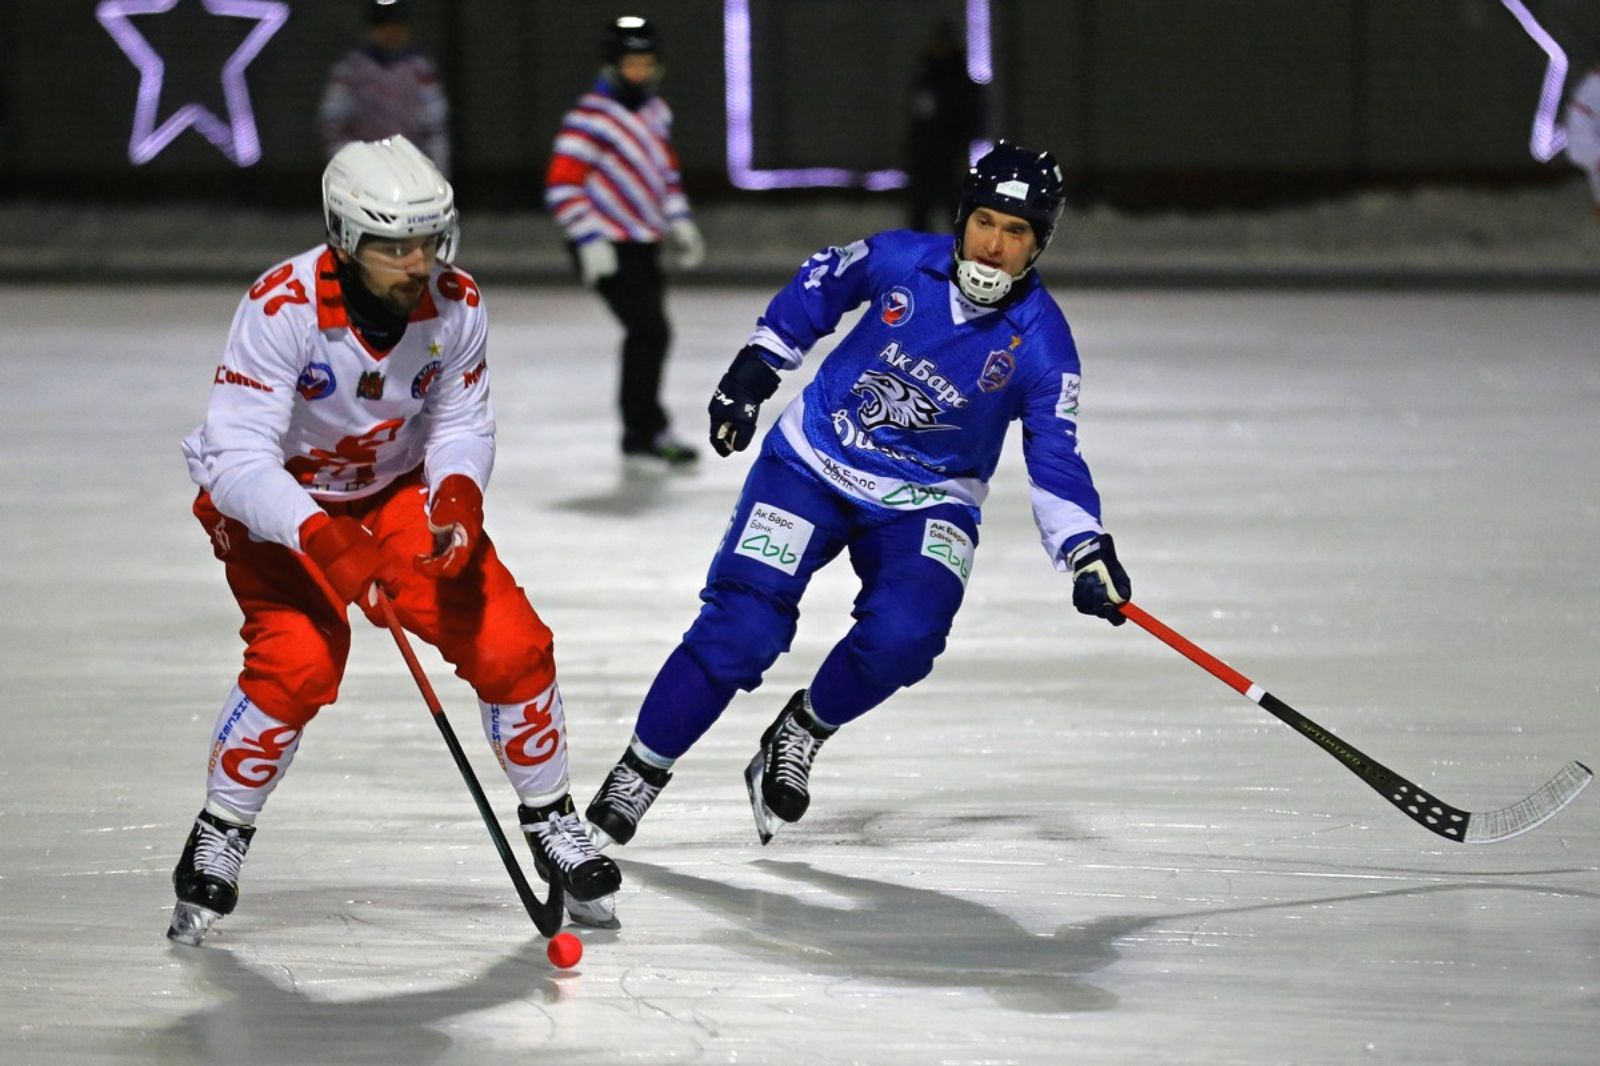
[620, 855, 1600, 1017]
[139, 937, 561, 1066]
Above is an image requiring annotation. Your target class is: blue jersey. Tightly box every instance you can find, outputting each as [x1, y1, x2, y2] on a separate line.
[748, 230, 1104, 568]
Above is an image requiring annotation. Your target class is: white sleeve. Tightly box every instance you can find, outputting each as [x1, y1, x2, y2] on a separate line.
[195, 283, 322, 550]
[422, 291, 495, 499]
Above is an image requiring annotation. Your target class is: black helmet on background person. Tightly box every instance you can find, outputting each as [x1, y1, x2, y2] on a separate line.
[955, 141, 1066, 253]
[367, 0, 413, 25]
[601, 15, 660, 64]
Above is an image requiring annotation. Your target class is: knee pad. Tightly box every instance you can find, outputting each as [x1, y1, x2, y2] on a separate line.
[463, 632, 556, 706]
[238, 620, 346, 729]
[843, 613, 951, 691]
[683, 582, 796, 691]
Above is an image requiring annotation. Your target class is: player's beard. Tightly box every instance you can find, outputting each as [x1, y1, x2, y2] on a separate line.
[363, 264, 428, 317]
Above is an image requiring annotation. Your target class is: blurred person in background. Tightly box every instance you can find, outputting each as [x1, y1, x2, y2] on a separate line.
[320, 0, 451, 174]
[545, 15, 705, 467]
[905, 18, 984, 232]
[1564, 64, 1600, 218]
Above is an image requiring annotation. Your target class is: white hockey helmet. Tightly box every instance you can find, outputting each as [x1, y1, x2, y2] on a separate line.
[322, 135, 459, 262]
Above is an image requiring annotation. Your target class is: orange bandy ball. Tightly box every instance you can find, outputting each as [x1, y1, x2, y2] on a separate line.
[546, 931, 583, 969]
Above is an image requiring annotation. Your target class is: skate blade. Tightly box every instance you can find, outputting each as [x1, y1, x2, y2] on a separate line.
[565, 893, 620, 930]
[585, 821, 618, 852]
[166, 900, 222, 946]
[744, 751, 780, 845]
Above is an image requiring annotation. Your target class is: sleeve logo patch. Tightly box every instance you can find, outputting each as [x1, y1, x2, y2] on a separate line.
[922, 519, 974, 585]
[1055, 373, 1081, 419]
[735, 502, 815, 576]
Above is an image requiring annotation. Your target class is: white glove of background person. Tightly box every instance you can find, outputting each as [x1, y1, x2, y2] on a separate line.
[576, 238, 618, 286]
[668, 218, 705, 270]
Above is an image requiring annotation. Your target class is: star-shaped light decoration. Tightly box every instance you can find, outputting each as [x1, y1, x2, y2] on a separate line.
[1499, 0, 1568, 162]
[95, 0, 289, 166]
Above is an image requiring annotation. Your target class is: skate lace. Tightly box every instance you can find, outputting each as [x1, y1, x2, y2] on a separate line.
[772, 716, 824, 796]
[598, 764, 663, 823]
[194, 821, 250, 884]
[534, 811, 602, 873]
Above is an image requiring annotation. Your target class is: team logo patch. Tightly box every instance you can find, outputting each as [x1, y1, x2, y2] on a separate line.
[296, 361, 335, 400]
[851, 369, 956, 432]
[411, 360, 442, 399]
[735, 502, 815, 576]
[978, 350, 1015, 392]
[922, 519, 974, 585]
[357, 370, 385, 400]
[1055, 373, 1081, 419]
[880, 286, 915, 327]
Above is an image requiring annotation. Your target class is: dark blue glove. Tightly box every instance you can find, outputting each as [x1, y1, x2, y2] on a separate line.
[709, 345, 782, 457]
[1068, 534, 1132, 626]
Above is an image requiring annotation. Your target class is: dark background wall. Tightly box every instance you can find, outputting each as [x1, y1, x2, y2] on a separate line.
[0, 0, 1593, 209]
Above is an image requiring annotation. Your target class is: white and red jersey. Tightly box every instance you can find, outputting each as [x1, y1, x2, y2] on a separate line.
[182, 245, 494, 551]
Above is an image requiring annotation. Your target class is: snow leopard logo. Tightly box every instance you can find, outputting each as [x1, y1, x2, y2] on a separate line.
[850, 369, 956, 432]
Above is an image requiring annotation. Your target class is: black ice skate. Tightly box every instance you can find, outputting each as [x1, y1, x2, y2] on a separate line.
[167, 809, 256, 946]
[520, 795, 623, 929]
[585, 748, 673, 849]
[744, 689, 834, 845]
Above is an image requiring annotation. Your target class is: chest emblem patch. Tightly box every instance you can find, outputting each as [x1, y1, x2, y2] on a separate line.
[880, 286, 915, 327]
[978, 349, 1016, 392]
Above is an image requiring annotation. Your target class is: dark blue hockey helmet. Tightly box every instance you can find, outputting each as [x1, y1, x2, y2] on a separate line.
[601, 15, 660, 63]
[955, 141, 1066, 253]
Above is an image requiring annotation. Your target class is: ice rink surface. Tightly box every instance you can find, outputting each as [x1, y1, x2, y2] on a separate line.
[2, 281, 1597, 1065]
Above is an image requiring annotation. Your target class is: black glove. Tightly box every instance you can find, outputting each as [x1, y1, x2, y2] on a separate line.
[1068, 534, 1132, 626]
[709, 345, 782, 457]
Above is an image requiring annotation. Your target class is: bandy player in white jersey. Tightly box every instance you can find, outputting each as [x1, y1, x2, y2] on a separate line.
[168, 135, 619, 946]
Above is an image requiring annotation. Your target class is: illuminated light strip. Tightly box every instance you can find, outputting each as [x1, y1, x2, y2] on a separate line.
[95, 0, 289, 167]
[724, 0, 993, 189]
[1499, 0, 1568, 162]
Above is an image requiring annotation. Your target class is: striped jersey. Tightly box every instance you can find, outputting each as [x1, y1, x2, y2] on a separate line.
[319, 45, 451, 174]
[545, 80, 691, 243]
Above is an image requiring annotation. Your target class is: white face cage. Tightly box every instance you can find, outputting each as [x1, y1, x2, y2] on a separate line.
[321, 135, 460, 262]
[954, 258, 1014, 305]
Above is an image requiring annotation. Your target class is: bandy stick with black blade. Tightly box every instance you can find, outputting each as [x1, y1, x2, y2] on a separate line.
[1120, 601, 1591, 844]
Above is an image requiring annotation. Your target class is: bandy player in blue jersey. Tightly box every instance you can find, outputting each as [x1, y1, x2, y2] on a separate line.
[584, 142, 1133, 861]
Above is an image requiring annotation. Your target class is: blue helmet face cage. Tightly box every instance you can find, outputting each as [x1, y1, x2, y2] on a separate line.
[955, 143, 1066, 262]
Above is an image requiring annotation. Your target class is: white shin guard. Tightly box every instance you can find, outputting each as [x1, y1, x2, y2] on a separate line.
[480, 681, 571, 807]
[204, 684, 303, 823]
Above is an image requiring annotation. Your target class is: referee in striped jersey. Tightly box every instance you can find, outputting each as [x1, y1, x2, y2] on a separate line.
[545, 15, 705, 466]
